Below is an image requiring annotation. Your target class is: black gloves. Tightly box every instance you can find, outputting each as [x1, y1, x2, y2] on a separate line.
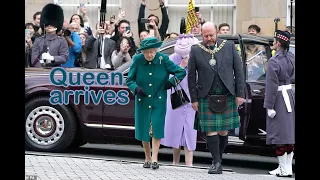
[85, 27, 92, 36]
[135, 87, 147, 97]
[164, 81, 173, 90]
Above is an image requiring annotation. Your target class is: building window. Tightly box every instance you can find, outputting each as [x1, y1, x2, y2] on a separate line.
[56, 0, 122, 29]
[286, 0, 295, 27]
[164, 0, 236, 34]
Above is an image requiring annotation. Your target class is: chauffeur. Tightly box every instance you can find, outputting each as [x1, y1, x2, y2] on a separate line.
[264, 30, 295, 177]
[188, 22, 245, 174]
[31, 3, 69, 67]
[126, 37, 186, 170]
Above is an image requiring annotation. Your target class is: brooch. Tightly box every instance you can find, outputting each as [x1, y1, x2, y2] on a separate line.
[159, 56, 163, 64]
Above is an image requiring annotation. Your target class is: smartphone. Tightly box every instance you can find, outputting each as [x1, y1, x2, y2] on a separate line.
[126, 26, 131, 31]
[149, 29, 155, 37]
[194, 7, 200, 12]
[140, 18, 150, 24]
[25, 29, 31, 39]
[110, 15, 115, 24]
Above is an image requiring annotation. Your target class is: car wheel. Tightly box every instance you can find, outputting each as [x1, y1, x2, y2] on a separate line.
[25, 96, 77, 152]
[69, 138, 87, 149]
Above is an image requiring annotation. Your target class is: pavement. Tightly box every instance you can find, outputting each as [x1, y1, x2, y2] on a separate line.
[25, 152, 294, 180]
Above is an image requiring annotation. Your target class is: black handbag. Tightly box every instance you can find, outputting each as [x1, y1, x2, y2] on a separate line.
[208, 95, 228, 113]
[170, 76, 190, 110]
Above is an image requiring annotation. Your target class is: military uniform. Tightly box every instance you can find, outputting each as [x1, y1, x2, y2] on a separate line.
[264, 30, 295, 177]
[126, 52, 186, 142]
[31, 34, 69, 67]
[30, 3, 69, 68]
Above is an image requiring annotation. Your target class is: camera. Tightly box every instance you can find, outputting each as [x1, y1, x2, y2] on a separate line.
[62, 28, 71, 37]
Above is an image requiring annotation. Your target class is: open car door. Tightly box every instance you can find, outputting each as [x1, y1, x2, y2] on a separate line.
[238, 35, 271, 146]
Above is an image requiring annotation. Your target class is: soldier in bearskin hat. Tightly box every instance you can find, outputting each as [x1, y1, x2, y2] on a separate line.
[31, 3, 69, 67]
[264, 30, 295, 177]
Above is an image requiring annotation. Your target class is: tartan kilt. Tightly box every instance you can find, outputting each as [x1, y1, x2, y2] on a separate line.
[194, 89, 240, 132]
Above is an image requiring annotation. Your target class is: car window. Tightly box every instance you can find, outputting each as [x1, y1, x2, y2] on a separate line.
[289, 45, 295, 55]
[244, 43, 268, 81]
[161, 46, 174, 55]
[235, 44, 242, 60]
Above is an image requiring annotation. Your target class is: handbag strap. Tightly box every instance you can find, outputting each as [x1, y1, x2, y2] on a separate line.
[173, 76, 184, 90]
[172, 76, 187, 102]
[171, 76, 178, 94]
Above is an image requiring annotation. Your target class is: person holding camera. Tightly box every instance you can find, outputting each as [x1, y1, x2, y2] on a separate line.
[110, 19, 137, 58]
[61, 22, 82, 68]
[84, 22, 116, 69]
[111, 37, 133, 69]
[138, 0, 169, 41]
[31, 4, 69, 68]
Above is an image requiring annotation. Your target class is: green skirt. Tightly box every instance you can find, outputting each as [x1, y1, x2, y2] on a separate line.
[194, 88, 240, 132]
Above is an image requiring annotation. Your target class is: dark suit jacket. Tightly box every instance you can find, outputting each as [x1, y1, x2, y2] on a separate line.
[188, 38, 245, 103]
[84, 35, 116, 69]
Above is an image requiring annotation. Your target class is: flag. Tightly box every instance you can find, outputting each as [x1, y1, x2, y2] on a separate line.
[186, 0, 198, 34]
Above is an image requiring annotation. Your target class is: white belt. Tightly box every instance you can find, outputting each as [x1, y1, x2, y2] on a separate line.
[277, 84, 293, 112]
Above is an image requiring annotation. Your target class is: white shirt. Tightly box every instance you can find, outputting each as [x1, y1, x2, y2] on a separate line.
[98, 35, 110, 69]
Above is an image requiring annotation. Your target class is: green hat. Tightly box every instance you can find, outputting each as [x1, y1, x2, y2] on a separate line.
[138, 37, 163, 51]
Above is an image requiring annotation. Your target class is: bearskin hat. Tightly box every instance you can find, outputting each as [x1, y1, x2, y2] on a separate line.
[40, 3, 64, 32]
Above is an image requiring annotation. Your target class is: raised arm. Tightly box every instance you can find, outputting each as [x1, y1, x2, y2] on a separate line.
[138, 1, 147, 34]
[159, 4, 169, 41]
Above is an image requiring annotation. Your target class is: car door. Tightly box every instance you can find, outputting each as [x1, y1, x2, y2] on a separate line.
[67, 69, 105, 133]
[239, 36, 271, 145]
[102, 62, 136, 138]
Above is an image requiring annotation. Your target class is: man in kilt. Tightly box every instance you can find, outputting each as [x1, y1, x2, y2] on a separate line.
[188, 22, 245, 174]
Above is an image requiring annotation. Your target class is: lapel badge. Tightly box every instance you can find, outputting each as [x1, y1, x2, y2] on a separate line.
[159, 56, 163, 64]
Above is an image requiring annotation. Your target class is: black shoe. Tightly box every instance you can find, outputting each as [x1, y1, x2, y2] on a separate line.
[143, 161, 151, 168]
[208, 162, 223, 174]
[151, 162, 159, 170]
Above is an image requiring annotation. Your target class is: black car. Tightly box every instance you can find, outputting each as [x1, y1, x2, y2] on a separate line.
[25, 34, 294, 156]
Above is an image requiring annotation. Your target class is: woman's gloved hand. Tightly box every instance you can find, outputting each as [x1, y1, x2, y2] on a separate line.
[164, 81, 173, 90]
[135, 87, 147, 97]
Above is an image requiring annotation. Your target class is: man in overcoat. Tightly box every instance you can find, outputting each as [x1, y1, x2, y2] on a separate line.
[126, 37, 186, 170]
[31, 3, 69, 67]
[84, 23, 116, 69]
[188, 22, 245, 174]
[264, 30, 295, 177]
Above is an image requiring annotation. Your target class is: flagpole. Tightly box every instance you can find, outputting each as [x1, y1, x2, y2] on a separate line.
[290, 0, 293, 32]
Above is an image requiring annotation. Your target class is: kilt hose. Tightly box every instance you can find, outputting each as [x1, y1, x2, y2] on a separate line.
[194, 88, 240, 132]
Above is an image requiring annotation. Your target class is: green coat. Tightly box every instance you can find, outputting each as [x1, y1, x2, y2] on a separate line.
[126, 52, 186, 142]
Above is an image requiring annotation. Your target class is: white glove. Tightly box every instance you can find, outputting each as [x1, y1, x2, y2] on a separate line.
[105, 64, 111, 69]
[267, 109, 276, 118]
[41, 52, 54, 63]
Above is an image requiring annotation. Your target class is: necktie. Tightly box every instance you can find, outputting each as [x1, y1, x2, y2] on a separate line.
[209, 45, 216, 50]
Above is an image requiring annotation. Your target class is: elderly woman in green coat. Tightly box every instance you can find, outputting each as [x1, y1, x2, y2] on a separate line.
[126, 37, 186, 170]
